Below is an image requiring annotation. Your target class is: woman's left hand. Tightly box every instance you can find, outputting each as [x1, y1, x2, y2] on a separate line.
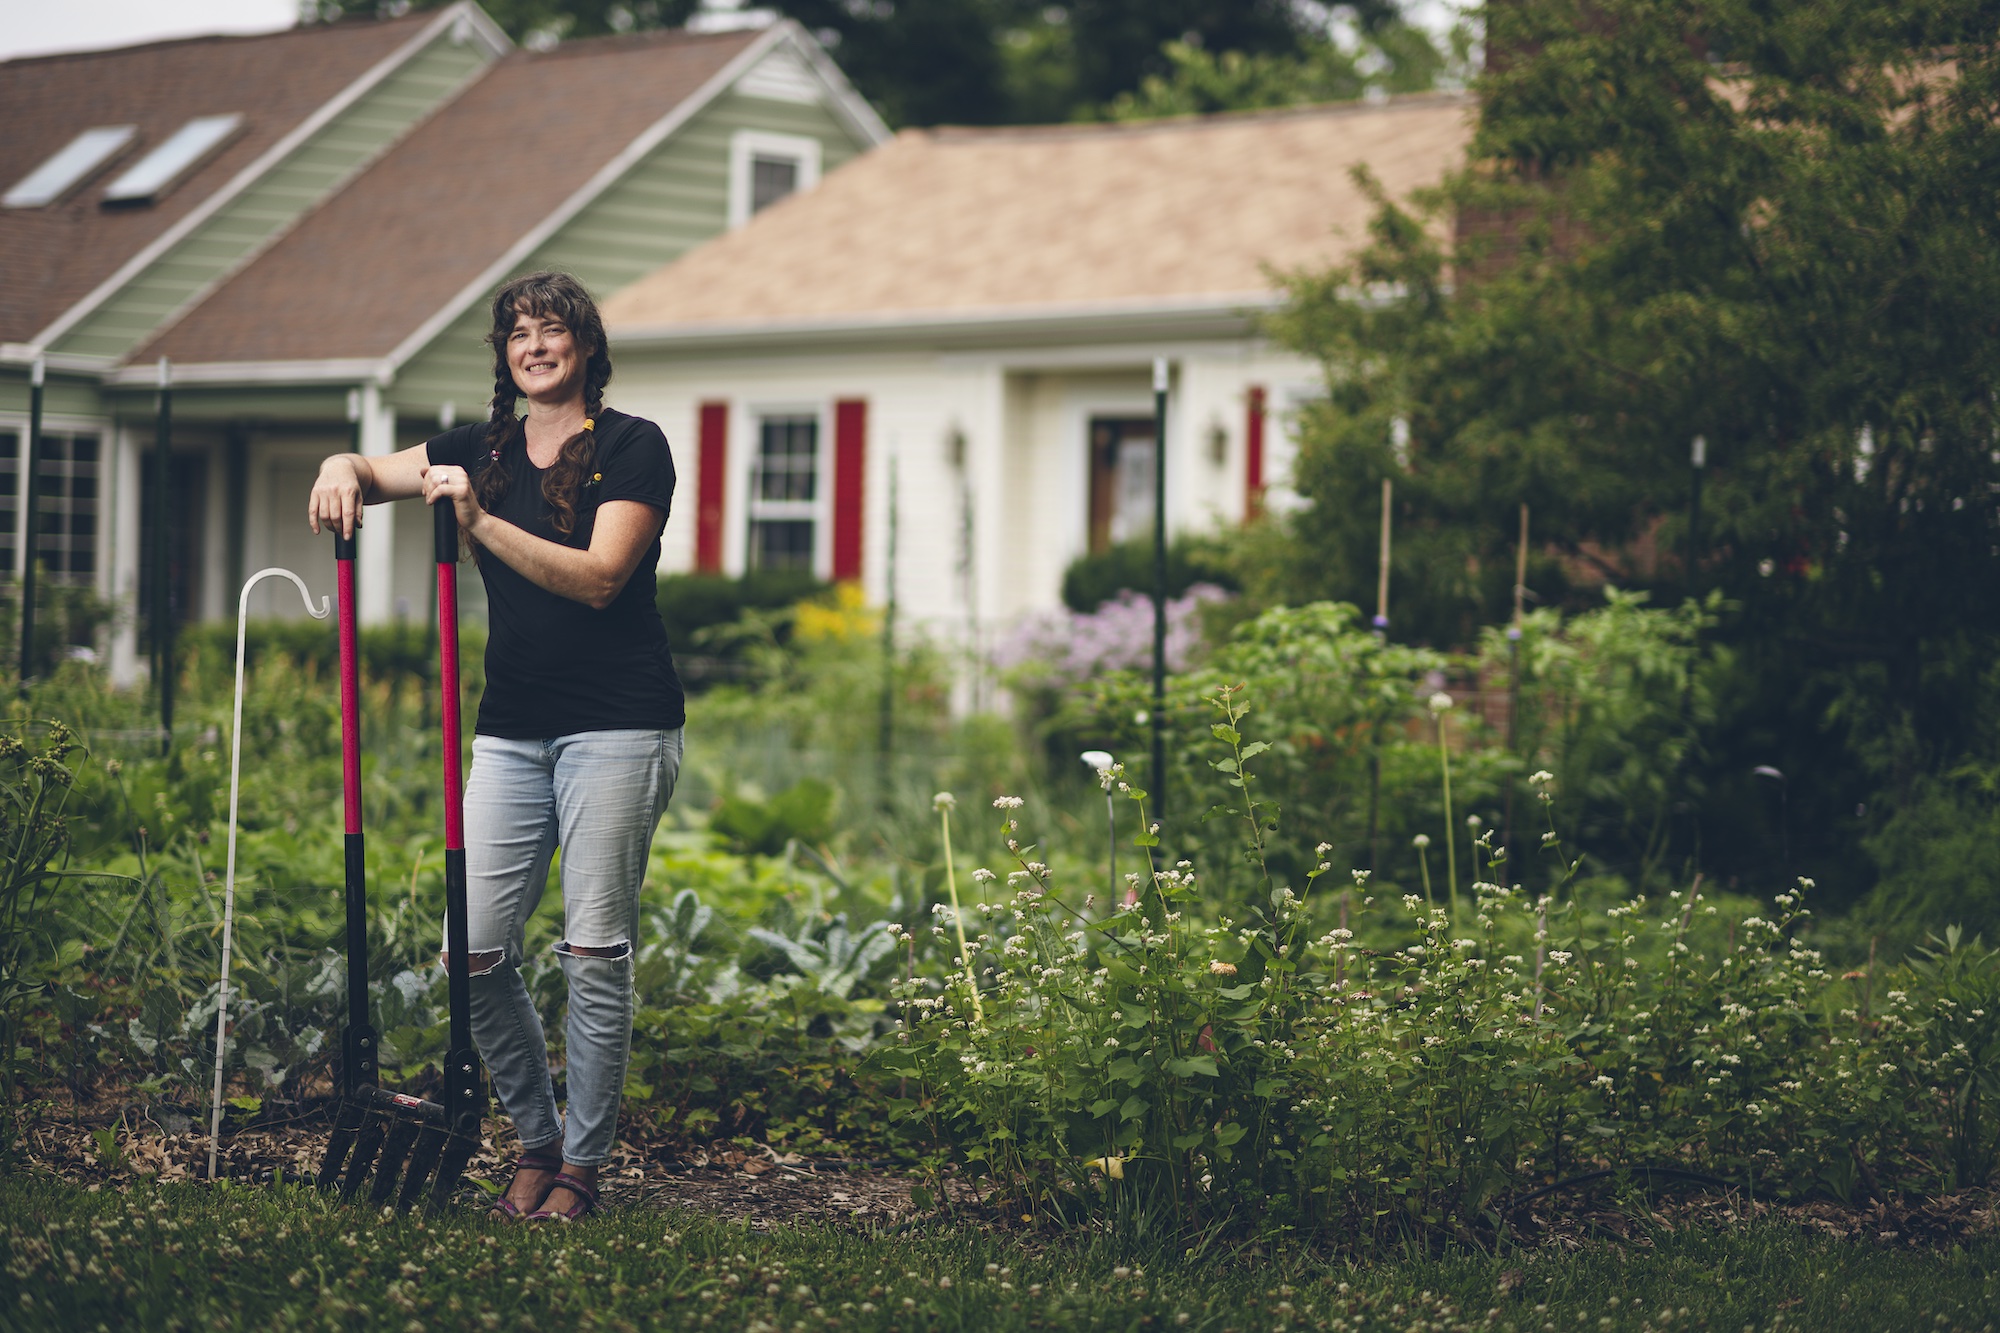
[420, 463, 485, 535]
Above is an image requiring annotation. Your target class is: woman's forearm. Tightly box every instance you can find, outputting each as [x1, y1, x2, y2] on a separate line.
[465, 511, 636, 610]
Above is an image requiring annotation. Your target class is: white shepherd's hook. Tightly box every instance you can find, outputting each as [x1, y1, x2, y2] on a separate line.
[209, 569, 330, 1183]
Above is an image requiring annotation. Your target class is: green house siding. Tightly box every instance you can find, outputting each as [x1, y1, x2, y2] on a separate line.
[391, 90, 866, 414]
[0, 371, 109, 422]
[50, 34, 494, 363]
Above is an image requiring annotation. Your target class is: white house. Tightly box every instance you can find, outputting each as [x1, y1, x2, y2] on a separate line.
[601, 93, 1472, 645]
[0, 7, 884, 682]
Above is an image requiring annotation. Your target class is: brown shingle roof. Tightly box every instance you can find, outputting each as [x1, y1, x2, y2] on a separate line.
[0, 14, 438, 346]
[145, 27, 764, 366]
[602, 93, 1472, 332]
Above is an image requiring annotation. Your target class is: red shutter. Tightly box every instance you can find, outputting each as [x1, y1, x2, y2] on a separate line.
[1245, 385, 1267, 519]
[831, 398, 867, 583]
[695, 401, 728, 573]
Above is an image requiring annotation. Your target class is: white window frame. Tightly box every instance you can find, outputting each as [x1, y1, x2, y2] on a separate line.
[727, 129, 822, 229]
[743, 403, 830, 576]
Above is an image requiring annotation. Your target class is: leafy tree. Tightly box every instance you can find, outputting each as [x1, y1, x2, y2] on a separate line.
[306, 0, 1433, 124]
[1261, 0, 2000, 908]
[1103, 25, 1452, 121]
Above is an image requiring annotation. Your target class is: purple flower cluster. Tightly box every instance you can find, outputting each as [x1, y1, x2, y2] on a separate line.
[994, 583, 1233, 690]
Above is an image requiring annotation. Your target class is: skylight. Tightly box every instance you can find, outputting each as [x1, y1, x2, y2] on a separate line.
[102, 114, 243, 205]
[3, 126, 136, 208]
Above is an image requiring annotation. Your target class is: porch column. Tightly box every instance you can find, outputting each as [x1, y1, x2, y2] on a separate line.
[106, 423, 143, 687]
[356, 383, 396, 625]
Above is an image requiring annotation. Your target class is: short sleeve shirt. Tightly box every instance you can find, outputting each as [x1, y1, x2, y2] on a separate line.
[426, 408, 685, 738]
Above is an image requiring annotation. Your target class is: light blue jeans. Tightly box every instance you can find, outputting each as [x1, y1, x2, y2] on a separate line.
[454, 727, 682, 1166]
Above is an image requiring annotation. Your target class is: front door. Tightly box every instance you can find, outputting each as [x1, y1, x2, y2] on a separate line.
[1086, 416, 1156, 555]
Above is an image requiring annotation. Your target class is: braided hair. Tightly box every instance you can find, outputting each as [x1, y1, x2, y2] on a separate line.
[475, 270, 613, 542]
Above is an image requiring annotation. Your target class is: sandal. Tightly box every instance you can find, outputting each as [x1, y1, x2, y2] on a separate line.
[488, 1145, 564, 1221]
[526, 1171, 599, 1222]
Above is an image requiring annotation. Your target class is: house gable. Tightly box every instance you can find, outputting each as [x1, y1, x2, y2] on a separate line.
[45, 7, 506, 364]
[388, 33, 882, 419]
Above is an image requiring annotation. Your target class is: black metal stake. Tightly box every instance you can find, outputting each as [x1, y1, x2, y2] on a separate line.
[1504, 503, 1528, 887]
[1688, 434, 1706, 595]
[154, 358, 173, 754]
[18, 356, 43, 694]
[878, 453, 897, 810]
[1150, 358, 1168, 816]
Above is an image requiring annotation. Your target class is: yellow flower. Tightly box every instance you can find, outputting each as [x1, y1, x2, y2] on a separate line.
[1083, 1156, 1126, 1180]
[793, 582, 879, 642]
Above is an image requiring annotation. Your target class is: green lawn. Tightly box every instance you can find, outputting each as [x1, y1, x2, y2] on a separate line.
[3, 1174, 1996, 1332]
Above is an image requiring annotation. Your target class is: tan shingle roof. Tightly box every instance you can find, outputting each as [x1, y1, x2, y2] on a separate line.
[144, 27, 763, 366]
[602, 93, 1472, 332]
[0, 14, 438, 346]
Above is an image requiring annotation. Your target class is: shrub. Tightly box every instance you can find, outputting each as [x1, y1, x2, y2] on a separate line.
[881, 688, 2000, 1248]
[1060, 536, 1238, 614]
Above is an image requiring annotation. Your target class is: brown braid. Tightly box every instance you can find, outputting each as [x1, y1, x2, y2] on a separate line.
[474, 270, 614, 542]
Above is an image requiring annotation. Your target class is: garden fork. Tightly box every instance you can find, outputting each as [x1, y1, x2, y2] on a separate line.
[316, 505, 488, 1210]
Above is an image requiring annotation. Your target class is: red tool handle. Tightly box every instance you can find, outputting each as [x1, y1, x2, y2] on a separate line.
[436, 514, 464, 852]
[434, 499, 478, 1132]
[336, 535, 361, 834]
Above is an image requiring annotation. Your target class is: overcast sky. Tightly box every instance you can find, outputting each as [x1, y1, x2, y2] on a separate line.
[1, 0, 1470, 65]
[0, 1, 298, 62]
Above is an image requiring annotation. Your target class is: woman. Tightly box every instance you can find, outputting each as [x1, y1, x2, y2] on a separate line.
[307, 270, 684, 1222]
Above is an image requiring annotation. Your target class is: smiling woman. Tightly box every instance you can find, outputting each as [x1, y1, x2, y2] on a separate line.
[305, 269, 685, 1226]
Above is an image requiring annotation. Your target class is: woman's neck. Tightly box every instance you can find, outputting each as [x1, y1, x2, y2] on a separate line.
[522, 395, 589, 461]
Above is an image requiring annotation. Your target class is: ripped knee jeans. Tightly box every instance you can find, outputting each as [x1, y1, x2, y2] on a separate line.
[447, 728, 683, 1166]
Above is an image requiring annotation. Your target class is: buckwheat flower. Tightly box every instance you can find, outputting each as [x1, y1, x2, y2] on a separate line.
[972, 868, 996, 883]
[934, 791, 956, 811]
[993, 795, 1025, 809]
[1548, 950, 1573, 965]
[1428, 691, 1453, 714]
[1413, 833, 1431, 849]
[1529, 770, 1554, 786]
[1592, 1074, 1613, 1089]
[1104, 1037, 1119, 1047]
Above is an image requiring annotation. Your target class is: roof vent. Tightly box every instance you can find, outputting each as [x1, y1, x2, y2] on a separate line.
[3, 126, 136, 208]
[102, 114, 243, 207]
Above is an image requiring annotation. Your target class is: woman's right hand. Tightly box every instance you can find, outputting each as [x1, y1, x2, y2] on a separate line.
[308, 455, 369, 539]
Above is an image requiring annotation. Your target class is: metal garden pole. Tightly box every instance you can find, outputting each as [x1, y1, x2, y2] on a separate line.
[209, 568, 329, 1180]
[1150, 358, 1168, 816]
[154, 357, 174, 753]
[878, 453, 897, 809]
[18, 356, 42, 694]
[1366, 477, 1392, 871]
[1505, 503, 1528, 886]
[1688, 434, 1706, 594]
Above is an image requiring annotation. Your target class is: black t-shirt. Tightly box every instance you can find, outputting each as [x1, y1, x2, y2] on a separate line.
[427, 408, 685, 738]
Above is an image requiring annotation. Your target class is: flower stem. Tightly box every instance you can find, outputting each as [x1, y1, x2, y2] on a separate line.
[939, 804, 983, 1023]
[1439, 714, 1458, 921]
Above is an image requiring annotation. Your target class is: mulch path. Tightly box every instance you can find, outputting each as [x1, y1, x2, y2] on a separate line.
[19, 1112, 977, 1231]
[16, 1106, 2000, 1247]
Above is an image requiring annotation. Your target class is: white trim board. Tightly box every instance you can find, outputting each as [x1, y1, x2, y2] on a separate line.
[727, 128, 822, 229]
[103, 358, 392, 388]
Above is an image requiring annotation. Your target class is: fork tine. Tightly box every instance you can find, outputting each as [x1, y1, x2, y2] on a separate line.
[339, 1113, 387, 1201]
[369, 1117, 422, 1206]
